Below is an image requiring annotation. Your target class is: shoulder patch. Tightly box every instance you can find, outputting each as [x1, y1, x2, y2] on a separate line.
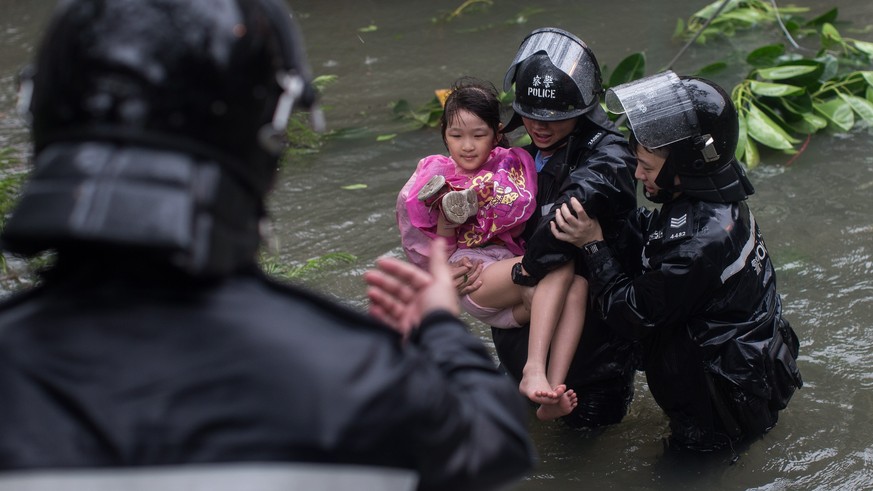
[650, 202, 693, 245]
[585, 130, 607, 149]
[665, 212, 691, 243]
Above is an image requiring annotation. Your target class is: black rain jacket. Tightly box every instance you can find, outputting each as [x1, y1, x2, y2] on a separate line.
[492, 106, 642, 428]
[520, 106, 641, 281]
[0, 262, 535, 491]
[584, 196, 802, 448]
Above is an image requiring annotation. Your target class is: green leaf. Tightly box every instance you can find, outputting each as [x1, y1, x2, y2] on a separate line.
[746, 103, 799, 149]
[868, 86, 873, 104]
[736, 112, 748, 160]
[744, 137, 760, 168]
[376, 134, 397, 142]
[607, 53, 646, 88]
[756, 64, 819, 80]
[813, 98, 854, 131]
[805, 7, 838, 27]
[719, 9, 767, 25]
[839, 93, 873, 124]
[690, 0, 741, 23]
[861, 71, 873, 87]
[738, 115, 760, 168]
[673, 18, 685, 39]
[358, 24, 378, 33]
[821, 23, 843, 44]
[695, 62, 728, 78]
[341, 183, 368, 190]
[779, 94, 813, 115]
[749, 81, 804, 97]
[851, 40, 873, 58]
[747, 44, 785, 67]
[787, 112, 828, 134]
[391, 99, 412, 115]
[801, 112, 829, 130]
[816, 54, 839, 82]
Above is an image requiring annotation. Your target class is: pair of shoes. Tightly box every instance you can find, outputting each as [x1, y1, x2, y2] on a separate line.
[442, 187, 478, 224]
[417, 174, 478, 225]
[417, 175, 447, 202]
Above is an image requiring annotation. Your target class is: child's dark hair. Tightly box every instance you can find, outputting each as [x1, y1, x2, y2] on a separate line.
[440, 77, 510, 148]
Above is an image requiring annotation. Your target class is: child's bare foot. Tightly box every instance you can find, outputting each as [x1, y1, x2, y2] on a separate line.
[520, 370, 564, 405]
[536, 389, 578, 421]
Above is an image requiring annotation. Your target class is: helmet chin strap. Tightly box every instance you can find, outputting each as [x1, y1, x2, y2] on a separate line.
[258, 71, 324, 155]
[646, 157, 679, 203]
[535, 118, 583, 153]
[644, 187, 676, 204]
[539, 133, 573, 153]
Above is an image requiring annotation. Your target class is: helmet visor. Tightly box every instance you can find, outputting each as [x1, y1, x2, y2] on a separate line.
[605, 70, 699, 149]
[503, 28, 591, 93]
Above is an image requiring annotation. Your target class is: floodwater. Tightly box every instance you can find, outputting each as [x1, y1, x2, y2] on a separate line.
[1, 1, 872, 489]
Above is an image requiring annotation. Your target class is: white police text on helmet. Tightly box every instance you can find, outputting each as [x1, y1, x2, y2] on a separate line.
[528, 74, 556, 99]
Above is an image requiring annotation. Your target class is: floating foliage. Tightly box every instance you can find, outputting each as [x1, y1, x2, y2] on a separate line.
[283, 74, 338, 160]
[0, 148, 26, 230]
[391, 95, 445, 129]
[389, 0, 873, 170]
[676, 0, 811, 44]
[433, 0, 493, 24]
[603, 53, 647, 90]
[731, 21, 873, 167]
[392, 87, 516, 130]
[259, 252, 357, 281]
[608, 2, 873, 167]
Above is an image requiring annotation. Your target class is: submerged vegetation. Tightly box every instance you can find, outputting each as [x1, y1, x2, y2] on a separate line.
[281, 74, 338, 161]
[0, 148, 29, 292]
[674, 0, 873, 167]
[394, 0, 873, 168]
[259, 251, 357, 282]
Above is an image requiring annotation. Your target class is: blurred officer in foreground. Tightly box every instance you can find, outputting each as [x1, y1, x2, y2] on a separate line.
[0, 1, 535, 489]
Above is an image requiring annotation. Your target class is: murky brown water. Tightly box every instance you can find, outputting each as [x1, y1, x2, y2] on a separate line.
[2, 1, 872, 489]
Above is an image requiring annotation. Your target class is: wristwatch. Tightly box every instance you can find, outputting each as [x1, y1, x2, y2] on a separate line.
[511, 262, 539, 287]
[582, 240, 606, 256]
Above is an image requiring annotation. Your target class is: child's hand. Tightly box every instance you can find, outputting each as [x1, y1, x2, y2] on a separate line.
[436, 212, 459, 237]
[450, 257, 484, 296]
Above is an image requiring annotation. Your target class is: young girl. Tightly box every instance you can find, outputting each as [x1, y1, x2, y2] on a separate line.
[396, 77, 586, 420]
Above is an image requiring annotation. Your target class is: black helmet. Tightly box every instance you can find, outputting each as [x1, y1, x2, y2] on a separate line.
[24, 0, 318, 196]
[504, 28, 602, 121]
[606, 71, 753, 203]
[3, 0, 319, 275]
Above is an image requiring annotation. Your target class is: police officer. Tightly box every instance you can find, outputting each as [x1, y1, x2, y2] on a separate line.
[0, 1, 535, 489]
[555, 71, 803, 450]
[493, 28, 642, 428]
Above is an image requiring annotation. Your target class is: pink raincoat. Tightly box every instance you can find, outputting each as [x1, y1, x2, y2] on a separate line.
[397, 146, 537, 269]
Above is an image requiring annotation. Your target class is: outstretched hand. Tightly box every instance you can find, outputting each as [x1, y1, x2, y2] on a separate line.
[550, 197, 603, 247]
[364, 238, 461, 339]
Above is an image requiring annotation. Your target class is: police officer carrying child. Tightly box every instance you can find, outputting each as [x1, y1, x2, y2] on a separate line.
[553, 71, 803, 450]
[492, 28, 643, 428]
[0, 1, 535, 489]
